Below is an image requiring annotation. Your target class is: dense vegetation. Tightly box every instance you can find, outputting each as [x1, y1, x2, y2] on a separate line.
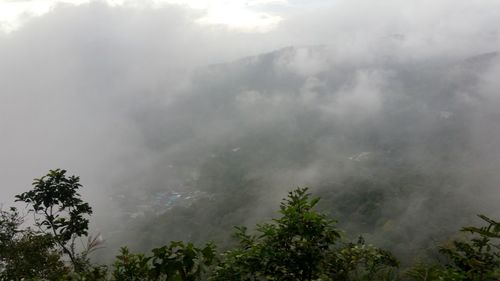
[103, 49, 500, 266]
[1, 170, 499, 280]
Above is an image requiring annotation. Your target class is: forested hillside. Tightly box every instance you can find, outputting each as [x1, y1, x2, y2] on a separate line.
[98, 47, 500, 264]
[2, 1, 500, 280]
[1, 169, 499, 280]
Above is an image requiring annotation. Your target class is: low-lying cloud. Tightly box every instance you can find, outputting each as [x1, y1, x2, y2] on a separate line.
[1, 0, 500, 262]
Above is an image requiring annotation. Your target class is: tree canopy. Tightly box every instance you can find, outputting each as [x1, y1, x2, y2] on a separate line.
[0, 170, 499, 280]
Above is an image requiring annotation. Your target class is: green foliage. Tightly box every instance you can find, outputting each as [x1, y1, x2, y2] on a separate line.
[151, 241, 217, 281]
[0, 207, 21, 248]
[256, 188, 341, 280]
[113, 241, 216, 281]
[324, 236, 399, 281]
[406, 215, 500, 281]
[16, 169, 92, 241]
[208, 227, 263, 281]
[439, 215, 500, 280]
[113, 247, 152, 281]
[3, 170, 500, 281]
[0, 207, 23, 243]
[15, 169, 93, 271]
[406, 263, 468, 281]
[64, 264, 109, 281]
[0, 208, 69, 281]
[212, 188, 398, 281]
[1, 170, 106, 280]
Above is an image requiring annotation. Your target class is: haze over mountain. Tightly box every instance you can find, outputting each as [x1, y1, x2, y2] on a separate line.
[101, 46, 500, 262]
[1, 0, 500, 264]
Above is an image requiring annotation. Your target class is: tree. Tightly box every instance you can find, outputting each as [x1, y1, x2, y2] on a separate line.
[15, 169, 93, 271]
[113, 247, 153, 281]
[406, 215, 500, 281]
[0, 207, 21, 248]
[439, 215, 500, 280]
[0, 207, 68, 280]
[323, 236, 399, 281]
[258, 188, 342, 280]
[212, 188, 342, 281]
[112, 241, 216, 281]
[211, 188, 399, 281]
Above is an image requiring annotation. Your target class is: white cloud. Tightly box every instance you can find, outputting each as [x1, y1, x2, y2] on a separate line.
[0, 0, 286, 33]
[0, 0, 92, 32]
[197, 7, 281, 32]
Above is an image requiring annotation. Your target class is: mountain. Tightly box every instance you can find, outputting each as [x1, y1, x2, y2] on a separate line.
[101, 46, 500, 264]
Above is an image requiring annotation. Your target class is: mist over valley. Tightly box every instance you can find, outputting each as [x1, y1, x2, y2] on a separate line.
[1, 1, 500, 273]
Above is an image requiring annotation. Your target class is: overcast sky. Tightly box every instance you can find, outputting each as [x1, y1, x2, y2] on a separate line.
[0, 0, 331, 32]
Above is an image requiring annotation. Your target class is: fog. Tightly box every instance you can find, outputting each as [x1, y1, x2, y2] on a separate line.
[1, 0, 500, 262]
